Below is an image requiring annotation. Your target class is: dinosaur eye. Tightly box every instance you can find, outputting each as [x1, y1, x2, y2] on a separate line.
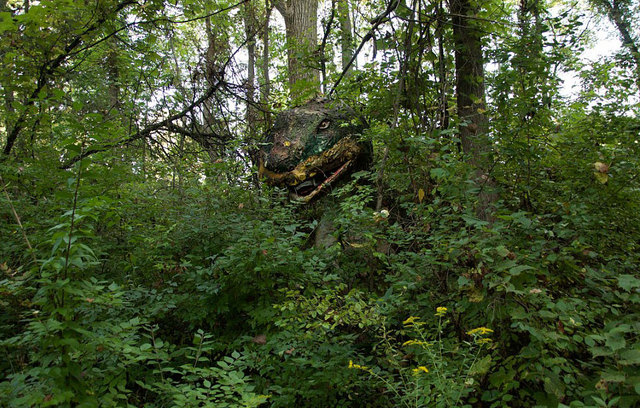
[318, 119, 331, 130]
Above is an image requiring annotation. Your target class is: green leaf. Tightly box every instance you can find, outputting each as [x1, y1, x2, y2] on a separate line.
[461, 214, 489, 227]
[591, 346, 614, 357]
[430, 168, 447, 180]
[618, 275, 640, 291]
[0, 12, 16, 32]
[496, 246, 510, 257]
[543, 372, 565, 399]
[509, 265, 534, 276]
[469, 355, 492, 375]
[458, 275, 471, 287]
[601, 371, 625, 382]
[605, 333, 626, 351]
[619, 349, 640, 365]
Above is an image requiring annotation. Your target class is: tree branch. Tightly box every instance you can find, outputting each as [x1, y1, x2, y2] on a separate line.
[69, 0, 251, 59]
[272, 0, 287, 16]
[329, 0, 399, 96]
[60, 75, 226, 169]
[1, 0, 137, 158]
[164, 123, 229, 147]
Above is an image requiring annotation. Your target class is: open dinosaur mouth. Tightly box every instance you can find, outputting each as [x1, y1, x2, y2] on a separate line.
[289, 160, 352, 202]
[259, 136, 367, 203]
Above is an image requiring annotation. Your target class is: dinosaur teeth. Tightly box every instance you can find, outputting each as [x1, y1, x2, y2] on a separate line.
[294, 179, 319, 196]
[290, 160, 353, 202]
[295, 179, 319, 190]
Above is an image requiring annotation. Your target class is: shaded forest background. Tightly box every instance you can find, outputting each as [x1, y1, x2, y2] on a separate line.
[1, 0, 639, 406]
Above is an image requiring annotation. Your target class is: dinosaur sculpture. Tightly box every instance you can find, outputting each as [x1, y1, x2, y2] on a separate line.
[258, 99, 371, 202]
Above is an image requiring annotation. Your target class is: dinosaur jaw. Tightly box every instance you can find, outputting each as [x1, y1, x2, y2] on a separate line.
[259, 136, 365, 203]
[289, 160, 353, 203]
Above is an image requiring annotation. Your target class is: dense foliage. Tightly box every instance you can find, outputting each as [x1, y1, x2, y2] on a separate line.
[1, 0, 639, 407]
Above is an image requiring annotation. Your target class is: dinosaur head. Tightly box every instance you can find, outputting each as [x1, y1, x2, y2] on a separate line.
[259, 99, 371, 202]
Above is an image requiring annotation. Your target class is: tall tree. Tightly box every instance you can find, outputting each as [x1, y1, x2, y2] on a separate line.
[273, 0, 320, 95]
[261, 1, 273, 126]
[0, 0, 15, 144]
[450, 0, 495, 219]
[243, 1, 258, 139]
[591, 0, 640, 89]
[202, 15, 232, 159]
[337, 0, 354, 72]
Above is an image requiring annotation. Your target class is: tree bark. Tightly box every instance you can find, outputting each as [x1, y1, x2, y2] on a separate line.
[0, 0, 15, 139]
[436, 0, 449, 130]
[244, 1, 258, 139]
[261, 1, 272, 126]
[203, 15, 231, 159]
[336, 0, 353, 72]
[274, 0, 320, 93]
[106, 41, 121, 113]
[450, 0, 495, 220]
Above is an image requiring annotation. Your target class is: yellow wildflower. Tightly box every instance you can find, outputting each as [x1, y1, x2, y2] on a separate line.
[348, 360, 369, 371]
[435, 307, 448, 317]
[475, 338, 492, 345]
[412, 366, 429, 374]
[466, 327, 494, 336]
[403, 316, 421, 325]
[402, 340, 432, 348]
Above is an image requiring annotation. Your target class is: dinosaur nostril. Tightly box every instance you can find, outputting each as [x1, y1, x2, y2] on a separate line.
[267, 148, 297, 172]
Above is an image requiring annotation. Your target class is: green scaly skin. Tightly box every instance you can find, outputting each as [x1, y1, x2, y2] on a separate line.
[259, 98, 371, 202]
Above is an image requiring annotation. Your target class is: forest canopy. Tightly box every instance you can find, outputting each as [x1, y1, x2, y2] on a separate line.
[1, 0, 639, 406]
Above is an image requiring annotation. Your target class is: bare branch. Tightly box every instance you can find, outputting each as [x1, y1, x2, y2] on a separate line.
[60, 75, 226, 169]
[60, 16, 262, 168]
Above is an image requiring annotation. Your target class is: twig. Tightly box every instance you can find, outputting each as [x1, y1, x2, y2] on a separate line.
[0, 176, 36, 264]
[320, 0, 337, 93]
[69, 0, 251, 58]
[329, 0, 399, 96]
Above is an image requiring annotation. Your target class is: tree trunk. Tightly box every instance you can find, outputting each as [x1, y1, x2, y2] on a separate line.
[1, 0, 16, 156]
[203, 16, 231, 160]
[598, 0, 640, 90]
[450, 0, 495, 220]
[106, 41, 121, 114]
[336, 0, 353, 72]
[274, 0, 320, 94]
[244, 1, 258, 140]
[261, 2, 272, 126]
[436, 0, 449, 130]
